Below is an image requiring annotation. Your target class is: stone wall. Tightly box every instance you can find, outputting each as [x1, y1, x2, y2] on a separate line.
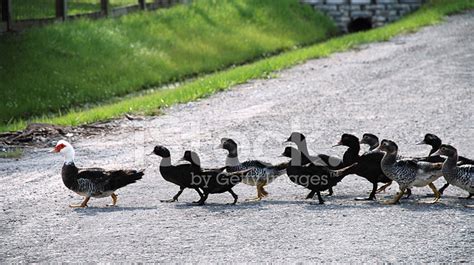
[301, 0, 427, 32]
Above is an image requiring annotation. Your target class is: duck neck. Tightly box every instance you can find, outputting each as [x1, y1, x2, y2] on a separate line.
[297, 139, 310, 156]
[381, 151, 398, 167]
[443, 153, 458, 170]
[225, 149, 240, 167]
[290, 150, 311, 166]
[343, 144, 360, 165]
[63, 149, 75, 165]
[160, 155, 172, 167]
[429, 140, 442, 156]
[369, 142, 379, 151]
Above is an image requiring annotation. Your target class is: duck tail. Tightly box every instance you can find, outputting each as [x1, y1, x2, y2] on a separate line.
[273, 161, 289, 171]
[110, 169, 144, 190]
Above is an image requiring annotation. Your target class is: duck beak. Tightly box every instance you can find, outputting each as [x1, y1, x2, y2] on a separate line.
[146, 152, 154, 156]
[49, 147, 58, 153]
[216, 143, 223, 149]
[373, 146, 382, 152]
[332, 141, 343, 148]
[416, 140, 426, 145]
[431, 150, 441, 157]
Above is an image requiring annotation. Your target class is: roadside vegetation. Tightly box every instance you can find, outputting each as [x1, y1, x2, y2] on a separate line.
[0, 0, 336, 128]
[1, 0, 473, 132]
[12, 0, 154, 19]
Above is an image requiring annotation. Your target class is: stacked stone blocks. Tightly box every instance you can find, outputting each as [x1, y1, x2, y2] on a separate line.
[302, 0, 426, 32]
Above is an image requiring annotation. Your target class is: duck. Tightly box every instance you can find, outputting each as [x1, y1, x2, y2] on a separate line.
[284, 132, 344, 195]
[219, 138, 288, 201]
[50, 140, 143, 208]
[181, 150, 249, 205]
[377, 139, 443, 204]
[417, 133, 474, 194]
[151, 145, 204, 203]
[281, 146, 358, 204]
[333, 133, 396, 200]
[432, 145, 473, 199]
[285, 132, 343, 168]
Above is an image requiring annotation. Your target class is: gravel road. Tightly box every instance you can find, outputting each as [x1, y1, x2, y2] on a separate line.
[1, 12, 473, 263]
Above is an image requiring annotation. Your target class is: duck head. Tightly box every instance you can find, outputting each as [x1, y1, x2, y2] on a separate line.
[284, 132, 305, 144]
[281, 146, 299, 158]
[181, 150, 201, 166]
[50, 140, 75, 164]
[152, 145, 171, 158]
[377, 139, 398, 154]
[360, 133, 379, 148]
[333, 133, 359, 148]
[432, 144, 457, 158]
[218, 138, 238, 153]
[417, 133, 441, 147]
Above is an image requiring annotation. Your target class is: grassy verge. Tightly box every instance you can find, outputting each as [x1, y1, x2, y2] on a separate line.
[12, 0, 155, 20]
[0, 0, 336, 125]
[1, 0, 473, 132]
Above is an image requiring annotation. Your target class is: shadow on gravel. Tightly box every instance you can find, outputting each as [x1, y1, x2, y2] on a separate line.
[72, 206, 157, 216]
[173, 202, 266, 211]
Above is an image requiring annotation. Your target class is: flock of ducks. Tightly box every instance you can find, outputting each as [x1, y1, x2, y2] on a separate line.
[51, 133, 474, 208]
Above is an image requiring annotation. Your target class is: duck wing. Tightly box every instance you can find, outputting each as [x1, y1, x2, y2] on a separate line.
[76, 168, 143, 194]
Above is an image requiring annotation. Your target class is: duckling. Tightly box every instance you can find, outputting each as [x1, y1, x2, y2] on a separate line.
[219, 138, 288, 201]
[152, 145, 204, 203]
[417, 133, 474, 194]
[181, 150, 249, 205]
[377, 139, 443, 204]
[285, 132, 343, 195]
[432, 145, 473, 199]
[51, 140, 143, 208]
[334, 134, 394, 200]
[281, 147, 357, 204]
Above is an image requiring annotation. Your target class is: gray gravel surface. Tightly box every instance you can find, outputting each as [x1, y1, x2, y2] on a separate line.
[1, 12, 473, 263]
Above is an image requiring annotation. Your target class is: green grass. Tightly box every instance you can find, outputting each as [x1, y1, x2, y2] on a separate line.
[12, 0, 147, 20]
[0, 0, 336, 126]
[1, 0, 473, 132]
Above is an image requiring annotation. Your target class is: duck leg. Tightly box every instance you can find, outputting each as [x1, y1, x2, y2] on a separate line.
[384, 189, 405, 205]
[196, 192, 209, 206]
[404, 188, 412, 199]
[427, 183, 440, 204]
[306, 190, 316, 199]
[227, 189, 239, 205]
[70, 196, 90, 208]
[192, 188, 204, 203]
[438, 183, 449, 195]
[161, 187, 185, 203]
[106, 193, 118, 207]
[260, 185, 269, 197]
[246, 183, 265, 201]
[376, 181, 392, 193]
[355, 182, 377, 201]
[316, 191, 325, 204]
[325, 188, 334, 196]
